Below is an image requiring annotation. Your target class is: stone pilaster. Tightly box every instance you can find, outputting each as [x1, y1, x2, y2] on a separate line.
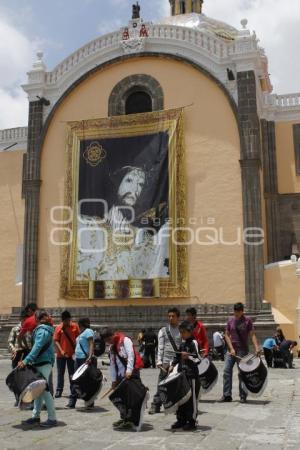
[237, 71, 264, 312]
[22, 100, 44, 307]
[261, 119, 281, 262]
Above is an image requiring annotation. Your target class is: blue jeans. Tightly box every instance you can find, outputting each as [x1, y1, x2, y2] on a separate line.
[32, 364, 56, 421]
[56, 357, 75, 393]
[223, 350, 248, 399]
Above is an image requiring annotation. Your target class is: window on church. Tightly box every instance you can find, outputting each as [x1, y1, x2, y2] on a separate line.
[180, 1, 186, 14]
[125, 91, 152, 115]
[293, 124, 300, 174]
[192, 0, 196, 12]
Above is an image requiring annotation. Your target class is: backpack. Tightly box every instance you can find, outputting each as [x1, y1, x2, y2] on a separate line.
[112, 333, 144, 370]
[93, 334, 106, 357]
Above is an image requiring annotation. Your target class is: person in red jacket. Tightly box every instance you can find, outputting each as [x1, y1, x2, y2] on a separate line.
[185, 308, 209, 356]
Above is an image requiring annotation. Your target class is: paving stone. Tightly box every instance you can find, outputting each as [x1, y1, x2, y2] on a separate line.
[1, 360, 300, 449]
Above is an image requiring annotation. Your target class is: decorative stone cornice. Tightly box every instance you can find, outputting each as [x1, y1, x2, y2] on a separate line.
[0, 127, 28, 152]
[20, 16, 300, 124]
[259, 92, 300, 122]
[22, 19, 267, 118]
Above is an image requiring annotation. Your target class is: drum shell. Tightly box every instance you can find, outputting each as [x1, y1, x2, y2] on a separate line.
[6, 366, 47, 403]
[198, 359, 218, 392]
[158, 371, 191, 413]
[72, 364, 103, 403]
[239, 357, 268, 396]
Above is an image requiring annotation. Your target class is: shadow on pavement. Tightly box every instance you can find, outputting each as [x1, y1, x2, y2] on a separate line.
[12, 421, 67, 431]
[76, 406, 109, 413]
[168, 425, 212, 434]
[245, 400, 270, 406]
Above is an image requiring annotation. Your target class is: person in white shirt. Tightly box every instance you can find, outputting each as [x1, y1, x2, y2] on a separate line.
[213, 331, 225, 361]
[101, 328, 147, 431]
[149, 307, 181, 414]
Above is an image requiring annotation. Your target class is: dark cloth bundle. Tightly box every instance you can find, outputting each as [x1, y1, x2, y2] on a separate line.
[109, 377, 149, 430]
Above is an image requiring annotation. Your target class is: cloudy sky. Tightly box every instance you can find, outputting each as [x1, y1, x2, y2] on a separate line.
[0, 0, 300, 129]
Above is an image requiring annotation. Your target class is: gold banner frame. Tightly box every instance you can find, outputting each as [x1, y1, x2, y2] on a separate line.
[61, 108, 189, 300]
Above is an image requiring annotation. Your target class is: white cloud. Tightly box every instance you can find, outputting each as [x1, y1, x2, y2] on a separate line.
[0, 13, 35, 129]
[204, 0, 300, 93]
[0, 87, 28, 129]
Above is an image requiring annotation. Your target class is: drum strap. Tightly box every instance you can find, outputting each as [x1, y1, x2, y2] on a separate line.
[165, 328, 179, 353]
[62, 328, 76, 350]
[79, 341, 88, 358]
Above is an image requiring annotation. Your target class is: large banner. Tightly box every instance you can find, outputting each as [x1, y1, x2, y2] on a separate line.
[77, 132, 169, 280]
[63, 108, 188, 298]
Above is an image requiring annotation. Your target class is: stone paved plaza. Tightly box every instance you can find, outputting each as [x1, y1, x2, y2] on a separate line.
[0, 358, 300, 450]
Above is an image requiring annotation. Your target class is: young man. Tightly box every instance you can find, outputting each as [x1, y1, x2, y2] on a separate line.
[8, 310, 30, 367]
[18, 303, 38, 345]
[17, 310, 57, 428]
[186, 307, 209, 356]
[54, 310, 80, 398]
[220, 302, 261, 404]
[169, 321, 201, 431]
[149, 307, 181, 415]
[279, 340, 297, 368]
[66, 317, 94, 409]
[143, 328, 158, 369]
[262, 337, 277, 368]
[101, 328, 145, 431]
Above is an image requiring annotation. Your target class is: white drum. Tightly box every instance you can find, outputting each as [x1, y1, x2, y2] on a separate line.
[238, 354, 268, 397]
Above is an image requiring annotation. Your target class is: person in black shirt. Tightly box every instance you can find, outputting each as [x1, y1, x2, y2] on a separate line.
[279, 340, 297, 368]
[143, 328, 158, 368]
[169, 321, 201, 431]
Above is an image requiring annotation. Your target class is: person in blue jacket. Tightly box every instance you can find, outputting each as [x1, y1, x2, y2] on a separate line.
[262, 337, 277, 368]
[18, 309, 57, 428]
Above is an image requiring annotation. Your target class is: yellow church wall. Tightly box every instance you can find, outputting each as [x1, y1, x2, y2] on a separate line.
[0, 151, 24, 313]
[38, 56, 245, 309]
[264, 262, 300, 339]
[275, 121, 300, 194]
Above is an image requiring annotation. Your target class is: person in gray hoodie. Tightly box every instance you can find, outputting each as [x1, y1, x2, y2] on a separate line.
[18, 310, 57, 428]
[149, 307, 181, 414]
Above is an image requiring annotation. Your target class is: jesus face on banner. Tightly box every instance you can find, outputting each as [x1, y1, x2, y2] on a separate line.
[76, 132, 170, 281]
[117, 167, 146, 207]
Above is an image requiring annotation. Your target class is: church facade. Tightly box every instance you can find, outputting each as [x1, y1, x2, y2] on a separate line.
[1, 0, 300, 339]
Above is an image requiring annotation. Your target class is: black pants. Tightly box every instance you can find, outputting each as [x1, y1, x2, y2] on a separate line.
[176, 377, 200, 424]
[151, 368, 169, 408]
[263, 348, 273, 368]
[56, 357, 75, 394]
[214, 345, 225, 361]
[282, 350, 293, 368]
[144, 347, 156, 368]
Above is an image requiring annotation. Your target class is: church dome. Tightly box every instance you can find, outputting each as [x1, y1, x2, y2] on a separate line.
[158, 13, 239, 41]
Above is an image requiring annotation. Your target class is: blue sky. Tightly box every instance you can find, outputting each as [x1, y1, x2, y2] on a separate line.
[1, 0, 300, 128]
